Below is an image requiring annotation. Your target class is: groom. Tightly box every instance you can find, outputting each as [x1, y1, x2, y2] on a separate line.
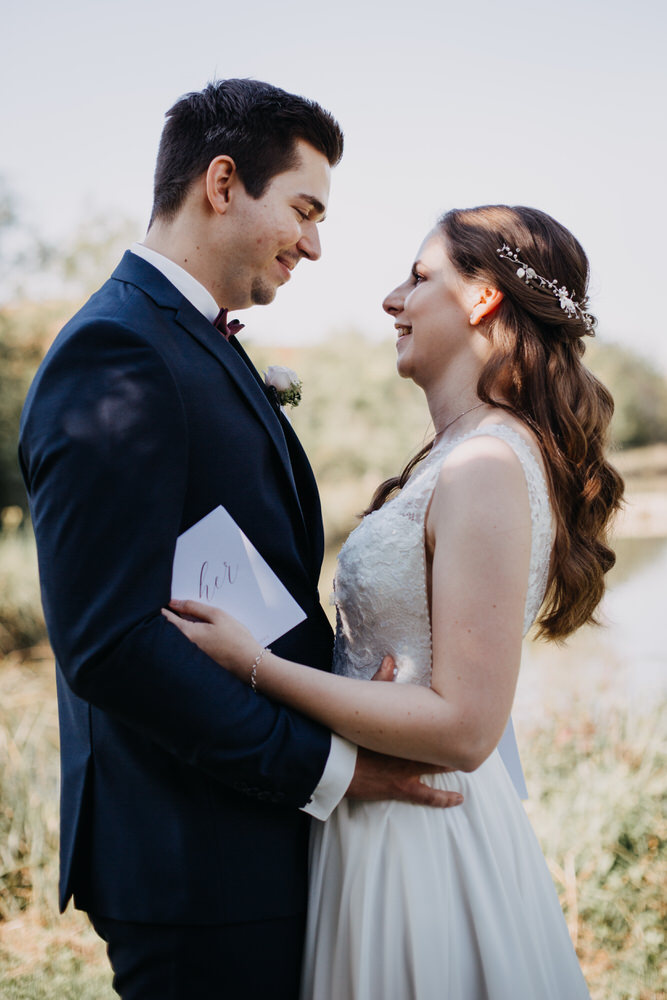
[19, 79, 460, 999]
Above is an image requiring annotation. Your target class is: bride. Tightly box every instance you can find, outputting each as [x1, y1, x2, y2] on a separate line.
[165, 204, 623, 999]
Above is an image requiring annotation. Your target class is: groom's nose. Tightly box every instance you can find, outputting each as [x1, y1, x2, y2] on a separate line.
[297, 222, 322, 261]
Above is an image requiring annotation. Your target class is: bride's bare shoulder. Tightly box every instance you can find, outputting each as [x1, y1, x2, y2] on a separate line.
[426, 426, 534, 540]
[446, 414, 547, 481]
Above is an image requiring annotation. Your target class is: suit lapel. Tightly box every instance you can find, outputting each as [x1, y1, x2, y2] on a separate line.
[225, 335, 315, 562]
[173, 301, 288, 457]
[231, 334, 323, 572]
[111, 252, 312, 558]
[279, 418, 325, 577]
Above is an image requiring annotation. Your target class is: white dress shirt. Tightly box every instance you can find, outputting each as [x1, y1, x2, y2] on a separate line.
[130, 243, 357, 820]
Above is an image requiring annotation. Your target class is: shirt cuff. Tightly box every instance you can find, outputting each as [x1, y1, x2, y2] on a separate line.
[301, 735, 358, 821]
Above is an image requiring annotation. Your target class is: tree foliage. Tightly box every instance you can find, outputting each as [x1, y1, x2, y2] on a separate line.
[0, 304, 62, 510]
[1, 172, 666, 519]
[585, 340, 667, 448]
[252, 335, 432, 545]
[251, 334, 667, 544]
[0, 180, 138, 513]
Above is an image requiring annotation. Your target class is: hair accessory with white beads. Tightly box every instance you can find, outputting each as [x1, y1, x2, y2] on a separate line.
[496, 244, 596, 333]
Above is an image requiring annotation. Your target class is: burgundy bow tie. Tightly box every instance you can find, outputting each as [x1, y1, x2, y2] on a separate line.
[213, 308, 245, 340]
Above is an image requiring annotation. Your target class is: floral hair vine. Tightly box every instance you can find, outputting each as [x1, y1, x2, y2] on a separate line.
[496, 244, 596, 334]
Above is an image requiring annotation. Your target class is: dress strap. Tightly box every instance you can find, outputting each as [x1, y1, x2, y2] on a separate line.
[451, 425, 553, 631]
[398, 423, 553, 631]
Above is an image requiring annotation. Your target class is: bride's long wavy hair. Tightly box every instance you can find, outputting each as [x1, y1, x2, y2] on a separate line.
[365, 205, 624, 641]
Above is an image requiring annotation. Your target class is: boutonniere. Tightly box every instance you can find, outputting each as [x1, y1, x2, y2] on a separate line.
[264, 365, 303, 408]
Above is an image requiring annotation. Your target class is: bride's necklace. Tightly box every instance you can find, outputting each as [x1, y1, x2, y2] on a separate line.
[434, 402, 485, 440]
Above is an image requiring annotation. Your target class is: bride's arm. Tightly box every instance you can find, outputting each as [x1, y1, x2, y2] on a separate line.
[166, 436, 531, 772]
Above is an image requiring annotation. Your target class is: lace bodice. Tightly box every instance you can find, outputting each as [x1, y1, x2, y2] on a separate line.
[332, 425, 553, 687]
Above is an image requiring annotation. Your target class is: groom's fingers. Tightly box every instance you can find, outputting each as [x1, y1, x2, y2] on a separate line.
[346, 749, 463, 808]
[388, 765, 463, 808]
[402, 778, 463, 808]
[371, 655, 398, 682]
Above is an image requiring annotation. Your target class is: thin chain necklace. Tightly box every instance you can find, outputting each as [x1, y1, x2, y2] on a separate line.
[434, 402, 485, 440]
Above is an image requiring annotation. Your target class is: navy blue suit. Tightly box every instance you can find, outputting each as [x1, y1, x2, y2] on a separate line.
[19, 253, 335, 941]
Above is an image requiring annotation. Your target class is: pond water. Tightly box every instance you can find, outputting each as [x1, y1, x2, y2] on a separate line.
[514, 536, 667, 723]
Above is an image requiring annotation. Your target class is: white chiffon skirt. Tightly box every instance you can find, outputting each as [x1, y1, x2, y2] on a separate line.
[301, 749, 590, 1000]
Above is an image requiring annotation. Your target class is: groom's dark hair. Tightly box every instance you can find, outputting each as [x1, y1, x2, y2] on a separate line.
[149, 79, 344, 225]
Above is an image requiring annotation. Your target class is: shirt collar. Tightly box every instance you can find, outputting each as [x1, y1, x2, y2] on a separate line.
[130, 242, 220, 324]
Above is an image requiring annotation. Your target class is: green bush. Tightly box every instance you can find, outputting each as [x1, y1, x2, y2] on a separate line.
[586, 340, 667, 449]
[0, 299, 72, 513]
[251, 333, 667, 552]
[252, 334, 434, 546]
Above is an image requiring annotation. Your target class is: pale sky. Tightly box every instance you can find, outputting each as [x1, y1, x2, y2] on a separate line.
[3, 0, 666, 368]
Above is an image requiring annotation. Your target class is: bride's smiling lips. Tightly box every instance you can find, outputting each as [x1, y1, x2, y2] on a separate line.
[395, 324, 412, 341]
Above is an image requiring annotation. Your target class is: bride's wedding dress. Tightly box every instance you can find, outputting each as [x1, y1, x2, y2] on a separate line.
[301, 425, 590, 1000]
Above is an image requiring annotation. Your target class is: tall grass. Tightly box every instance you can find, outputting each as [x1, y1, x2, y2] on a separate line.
[0, 656, 59, 922]
[0, 651, 664, 998]
[520, 707, 666, 1000]
[0, 656, 115, 999]
[0, 522, 46, 654]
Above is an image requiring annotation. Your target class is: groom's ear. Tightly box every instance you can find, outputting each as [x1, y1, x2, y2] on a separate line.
[205, 156, 237, 216]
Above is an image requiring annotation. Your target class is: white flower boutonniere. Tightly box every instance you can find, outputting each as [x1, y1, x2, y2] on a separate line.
[264, 365, 302, 408]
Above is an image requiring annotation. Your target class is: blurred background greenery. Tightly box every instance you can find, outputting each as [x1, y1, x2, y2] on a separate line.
[0, 180, 665, 999]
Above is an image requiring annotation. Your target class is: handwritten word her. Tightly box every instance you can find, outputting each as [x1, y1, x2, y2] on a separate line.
[199, 560, 240, 601]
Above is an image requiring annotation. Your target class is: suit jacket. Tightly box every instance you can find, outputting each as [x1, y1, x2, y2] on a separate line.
[19, 252, 335, 924]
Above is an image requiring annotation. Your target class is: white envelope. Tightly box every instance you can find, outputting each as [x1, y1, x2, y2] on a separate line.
[171, 505, 306, 647]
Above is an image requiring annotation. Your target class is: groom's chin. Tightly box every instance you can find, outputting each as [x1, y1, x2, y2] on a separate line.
[251, 279, 279, 306]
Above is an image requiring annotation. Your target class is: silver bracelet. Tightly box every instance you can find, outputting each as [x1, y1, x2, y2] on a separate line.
[250, 647, 270, 693]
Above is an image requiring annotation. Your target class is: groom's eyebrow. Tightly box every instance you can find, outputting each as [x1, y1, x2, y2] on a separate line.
[299, 194, 327, 221]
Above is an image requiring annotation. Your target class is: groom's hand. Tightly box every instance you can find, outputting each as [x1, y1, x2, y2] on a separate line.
[345, 749, 463, 807]
[344, 655, 464, 809]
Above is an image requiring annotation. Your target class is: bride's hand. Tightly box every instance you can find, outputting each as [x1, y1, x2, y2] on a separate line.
[162, 600, 260, 682]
